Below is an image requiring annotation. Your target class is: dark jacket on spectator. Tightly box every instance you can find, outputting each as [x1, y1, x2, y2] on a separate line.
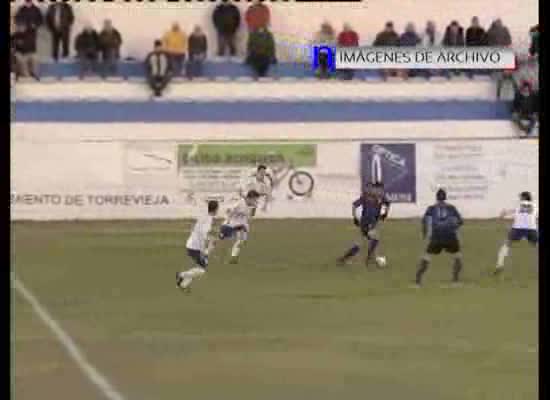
[212, 4, 241, 35]
[486, 21, 512, 46]
[246, 29, 276, 62]
[189, 33, 208, 58]
[12, 28, 37, 54]
[513, 81, 537, 117]
[75, 30, 100, 59]
[529, 25, 539, 56]
[466, 26, 486, 46]
[400, 31, 421, 47]
[15, 3, 43, 30]
[245, 3, 270, 31]
[373, 30, 400, 46]
[11, 40, 17, 74]
[442, 24, 465, 46]
[46, 3, 74, 33]
[145, 50, 172, 78]
[99, 28, 122, 58]
[337, 30, 359, 47]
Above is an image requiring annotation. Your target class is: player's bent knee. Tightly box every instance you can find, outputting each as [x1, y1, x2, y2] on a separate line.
[422, 254, 431, 262]
[453, 252, 463, 260]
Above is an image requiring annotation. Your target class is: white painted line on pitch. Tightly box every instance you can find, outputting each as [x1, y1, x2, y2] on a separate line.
[13, 276, 127, 400]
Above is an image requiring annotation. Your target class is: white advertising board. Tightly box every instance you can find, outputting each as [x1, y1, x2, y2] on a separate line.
[11, 131, 538, 220]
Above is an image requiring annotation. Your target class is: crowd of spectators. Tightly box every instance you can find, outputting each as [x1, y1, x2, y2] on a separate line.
[10, 0, 539, 116]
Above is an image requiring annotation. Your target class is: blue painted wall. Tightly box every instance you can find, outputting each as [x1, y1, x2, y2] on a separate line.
[13, 100, 510, 123]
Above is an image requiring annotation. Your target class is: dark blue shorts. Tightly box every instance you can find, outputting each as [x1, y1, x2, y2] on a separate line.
[508, 228, 538, 244]
[219, 224, 248, 240]
[426, 237, 461, 255]
[186, 248, 207, 269]
[360, 222, 378, 239]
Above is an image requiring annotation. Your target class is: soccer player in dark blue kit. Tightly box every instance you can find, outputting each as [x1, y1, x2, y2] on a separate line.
[338, 181, 390, 267]
[415, 188, 464, 286]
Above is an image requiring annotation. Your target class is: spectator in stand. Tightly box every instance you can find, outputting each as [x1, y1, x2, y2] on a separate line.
[421, 20, 438, 47]
[400, 23, 421, 78]
[245, 0, 270, 31]
[512, 80, 537, 137]
[46, 1, 74, 61]
[400, 23, 421, 47]
[373, 22, 400, 46]
[529, 25, 539, 56]
[14, 0, 41, 80]
[212, 2, 241, 57]
[12, 23, 40, 80]
[187, 26, 208, 79]
[487, 19, 513, 95]
[486, 19, 512, 47]
[373, 22, 400, 79]
[162, 23, 187, 76]
[337, 23, 359, 80]
[442, 21, 464, 77]
[75, 25, 100, 79]
[313, 22, 336, 79]
[145, 40, 172, 97]
[420, 21, 438, 78]
[465, 17, 487, 78]
[466, 17, 486, 46]
[513, 55, 538, 112]
[15, 0, 43, 33]
[98, 20, 122, 78]
[246, 26, 276, 78]
[442, 21, 465, 46]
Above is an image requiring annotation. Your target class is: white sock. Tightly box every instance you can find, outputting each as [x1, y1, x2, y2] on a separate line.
[186, 267, 206, 279]
[181, 277, 193, 289]
[497, 244, 510, 268]
[231, 240, 242, 258]
[179, 267, 205, 289]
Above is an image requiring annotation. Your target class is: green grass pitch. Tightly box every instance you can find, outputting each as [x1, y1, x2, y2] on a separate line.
[12, 220, 537, 400]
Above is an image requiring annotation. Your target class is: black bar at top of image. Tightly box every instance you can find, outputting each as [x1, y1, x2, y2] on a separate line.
[10, 0, 353, 2]
[295, 0, 362, 2]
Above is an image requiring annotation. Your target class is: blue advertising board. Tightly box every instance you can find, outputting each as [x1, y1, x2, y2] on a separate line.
[360, 143, 417, 203]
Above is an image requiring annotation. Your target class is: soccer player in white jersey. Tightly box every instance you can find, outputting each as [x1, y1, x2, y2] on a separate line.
[219, 190, 260, 264]
[239, 165, 272, 213]
[495, 191, 538, 275]
[177, 200, 219, 291]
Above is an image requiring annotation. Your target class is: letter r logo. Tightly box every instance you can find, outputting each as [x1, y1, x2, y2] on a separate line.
[312, 45, 336, 72]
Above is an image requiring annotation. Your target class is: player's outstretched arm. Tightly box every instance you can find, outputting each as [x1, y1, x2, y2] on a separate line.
[452, 206, 464, 227]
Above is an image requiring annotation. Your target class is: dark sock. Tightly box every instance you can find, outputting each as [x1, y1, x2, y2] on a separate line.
[416, 259, 429, 284]
[452, 258, 463, 282]
[367, 239, 379, 261]
[342, 244, 360, 260]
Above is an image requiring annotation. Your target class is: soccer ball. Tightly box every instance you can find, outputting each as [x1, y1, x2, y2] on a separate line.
[375, 256, 387, 268]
